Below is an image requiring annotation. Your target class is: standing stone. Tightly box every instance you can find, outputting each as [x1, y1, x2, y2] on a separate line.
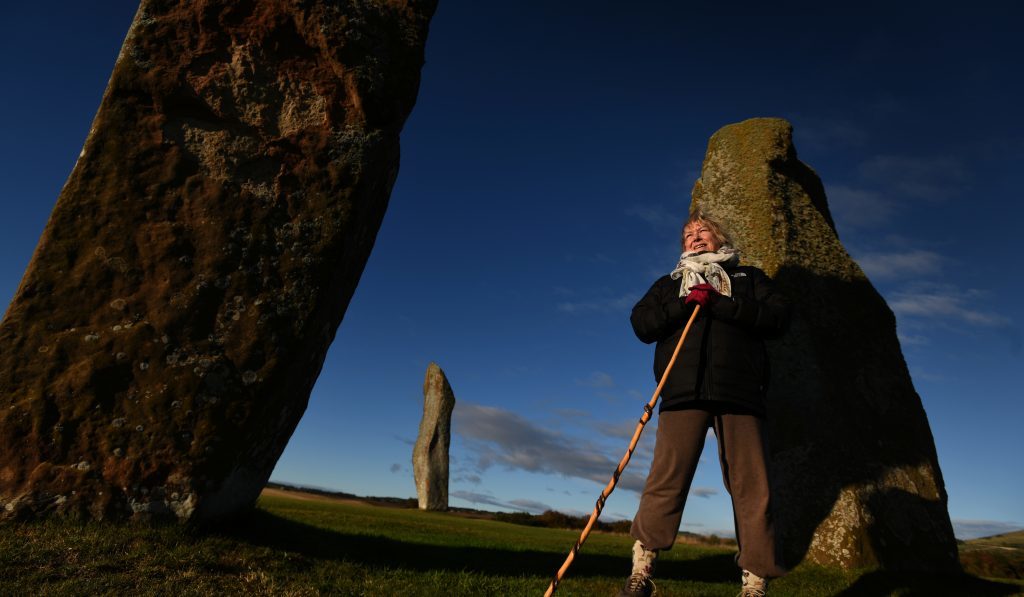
[413, 362, 455, 511]
[690, 118, 958, 570]
[0, 0, 437, 522]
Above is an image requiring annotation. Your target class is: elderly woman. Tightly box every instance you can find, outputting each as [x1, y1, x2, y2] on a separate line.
[619, 212, 788, 597]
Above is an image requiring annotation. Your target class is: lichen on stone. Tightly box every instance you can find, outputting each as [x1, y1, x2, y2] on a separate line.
[691, 118, 957, 571]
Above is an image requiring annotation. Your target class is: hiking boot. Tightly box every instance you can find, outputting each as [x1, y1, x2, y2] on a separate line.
[618, 540, 658, 596]
[737, 569, 767, 597]
[617, 572, 656, 597]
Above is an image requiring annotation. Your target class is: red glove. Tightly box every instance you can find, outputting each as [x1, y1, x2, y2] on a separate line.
[685, 283, 719, 307]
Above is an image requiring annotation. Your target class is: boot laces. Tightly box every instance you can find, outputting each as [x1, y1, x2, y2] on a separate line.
[625, 573, 656, 595]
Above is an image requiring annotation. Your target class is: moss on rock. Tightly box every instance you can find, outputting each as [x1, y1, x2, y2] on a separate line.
[690, 117, 958, 571]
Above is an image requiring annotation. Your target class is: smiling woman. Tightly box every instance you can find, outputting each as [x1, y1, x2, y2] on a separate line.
[681, 214, 729, 254]
[621, 211, 789, 597]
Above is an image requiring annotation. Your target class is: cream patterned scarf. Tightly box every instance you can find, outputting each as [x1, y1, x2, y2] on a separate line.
[669, 247, 740, 298]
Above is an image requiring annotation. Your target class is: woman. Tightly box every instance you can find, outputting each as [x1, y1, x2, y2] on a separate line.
[619, 212, 788, 597]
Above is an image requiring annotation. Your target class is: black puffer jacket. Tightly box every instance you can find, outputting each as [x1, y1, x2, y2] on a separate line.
[630, 265, 788, 416]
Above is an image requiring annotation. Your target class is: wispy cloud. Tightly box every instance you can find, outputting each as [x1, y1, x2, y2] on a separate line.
[454, 402, 649, 492]
[507, 498, 552, 513]
[859, 154, 969, 200]
[450, 490, 553, 514]
[897, 332, 929, 347]
[854, 249, 941, 279]
[553, 408, 592, 419]
[793, 117, 869, 151]
[589, 418, 641, 442]
[451, 491, 511, 510]
[625, 204, 681, 229]
[951, 519, 1024, 540]
[577, 371, 615, 388]
[909, 367, 945, 382]
[826, 184, 897, 228]
[690, 487, 718, 498]
[889, 287, 1010, 326]
[828, 153, 971, 232]
[453, 473, 482, 485]
[558, 294, 636, 314]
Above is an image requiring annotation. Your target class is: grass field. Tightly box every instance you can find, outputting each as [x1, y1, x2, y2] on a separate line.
[960, 530, 1024, 584]
[1, 489, 1021, 596]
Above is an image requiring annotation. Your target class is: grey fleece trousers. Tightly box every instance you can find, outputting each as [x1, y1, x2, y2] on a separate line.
[630, 407, 786, 579]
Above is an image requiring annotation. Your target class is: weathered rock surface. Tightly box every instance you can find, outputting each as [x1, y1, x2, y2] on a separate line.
[690, 117, 958, 570]
[413, 362, 455, 511]
[0, 0, 437, 521]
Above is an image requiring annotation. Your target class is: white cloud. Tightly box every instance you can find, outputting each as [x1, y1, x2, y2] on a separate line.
[577, 371, 615, 388]
[792, 117, 869, 151]
[625, 204, 680, 229]
[590, 418, 642, 442]
[451, 491, 510, 510]
[896, 332, 929, 347]
[507, 498, 552, 514]
[558, 294, 636, 314]
[449, 490, 553, 514]
[826, 184, 897, 228]
[454, 402, 649, 493]
[854, 249, 941, 279]
[951, 519, 1024, 540]
[690, 487, 718, 498]
[889, 288, 1010, 326]
[859, 154, 969, 200]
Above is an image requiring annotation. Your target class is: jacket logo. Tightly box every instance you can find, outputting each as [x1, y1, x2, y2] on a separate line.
[731, 272, 747, 278]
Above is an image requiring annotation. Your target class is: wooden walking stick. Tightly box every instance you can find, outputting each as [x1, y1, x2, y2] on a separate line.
[543, 305, 701, 596]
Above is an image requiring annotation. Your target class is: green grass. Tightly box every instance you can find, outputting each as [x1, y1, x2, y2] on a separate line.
[960, 530, 1024, 583]
[1, 491, 1021, 596]
[964, 530, 1024, 551]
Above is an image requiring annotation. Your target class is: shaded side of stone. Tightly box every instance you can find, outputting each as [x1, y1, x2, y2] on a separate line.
[690, 117, 958, 571]
[412, 362, 455, 511]
[0, 0, 437, 522]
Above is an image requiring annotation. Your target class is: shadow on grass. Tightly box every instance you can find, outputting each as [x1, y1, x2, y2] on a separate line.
[832, 569, 1020, 596]
[212, 508, 737, 582]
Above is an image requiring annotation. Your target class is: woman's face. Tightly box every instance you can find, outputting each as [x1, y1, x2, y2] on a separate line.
[683, 221, 721, 253]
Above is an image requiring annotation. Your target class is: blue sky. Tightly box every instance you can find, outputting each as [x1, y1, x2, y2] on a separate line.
[2, 3, 1022, 541]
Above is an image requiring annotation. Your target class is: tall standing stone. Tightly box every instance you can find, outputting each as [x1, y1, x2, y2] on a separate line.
[0, 0, 437, 522]
[690, 118, 958, 570]
[413, 362, 455, 511]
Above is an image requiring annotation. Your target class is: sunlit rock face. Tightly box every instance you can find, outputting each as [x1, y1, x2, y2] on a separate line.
[690, 118, 958, 571]
[413, 362, 455, 511]
[0, 0, 437, 522]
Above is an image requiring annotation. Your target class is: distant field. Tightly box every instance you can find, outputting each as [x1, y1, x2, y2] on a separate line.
[964, 530, 1024, 551]
[0, 489, 1021, 596]
[961, 530, 1024, 582]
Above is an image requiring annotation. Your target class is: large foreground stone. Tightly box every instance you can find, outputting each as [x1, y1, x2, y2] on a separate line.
[690, 118, 958, 570]
[0, 0, 437, 521]
[413, 362, 455, 511]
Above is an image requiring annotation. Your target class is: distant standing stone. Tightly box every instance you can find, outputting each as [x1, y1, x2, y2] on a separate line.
[413, 363, 455, 511]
